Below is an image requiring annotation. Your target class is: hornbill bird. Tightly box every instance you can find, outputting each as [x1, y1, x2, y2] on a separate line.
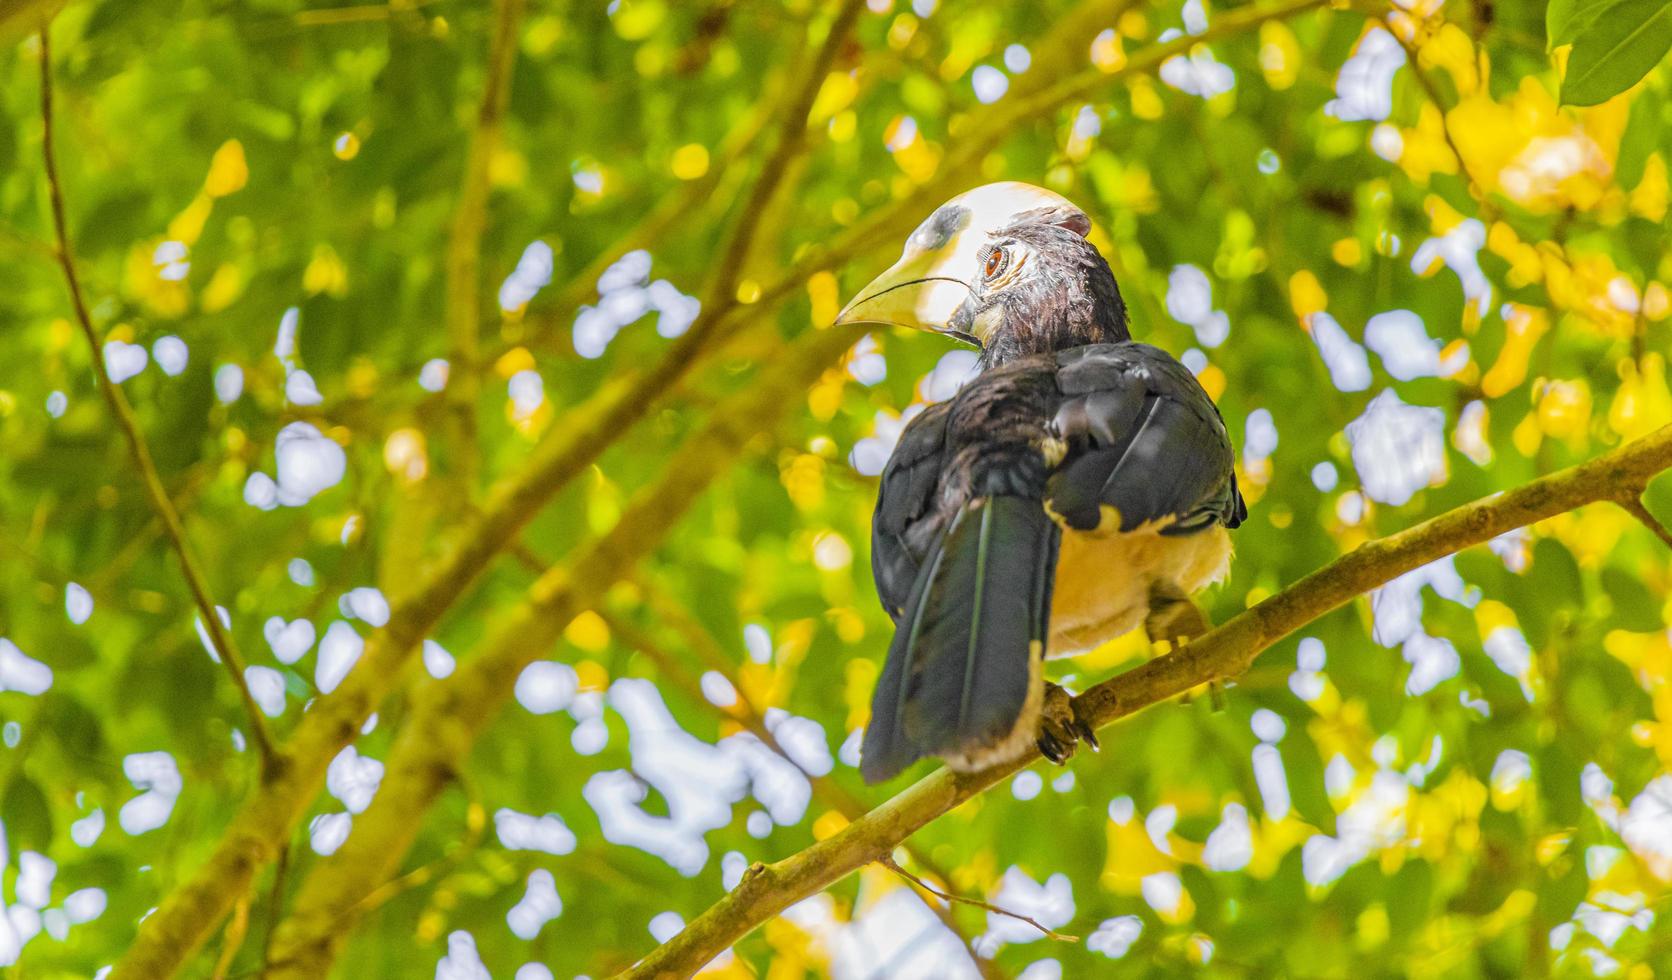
[837, 183, 1246, 785]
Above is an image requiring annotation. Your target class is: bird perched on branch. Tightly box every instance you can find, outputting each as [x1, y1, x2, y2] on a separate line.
[838, 182, 1246, 784]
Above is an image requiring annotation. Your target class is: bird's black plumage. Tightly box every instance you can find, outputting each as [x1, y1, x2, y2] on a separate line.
[856, 199, 1246, 784]
[871, 344, 1245, 625]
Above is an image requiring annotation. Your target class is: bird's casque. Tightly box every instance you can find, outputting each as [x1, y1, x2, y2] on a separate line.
[838, 182, 1247, 784]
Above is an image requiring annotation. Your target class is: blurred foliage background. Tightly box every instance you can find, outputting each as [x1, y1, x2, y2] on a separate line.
[4, 0, 1672, 976]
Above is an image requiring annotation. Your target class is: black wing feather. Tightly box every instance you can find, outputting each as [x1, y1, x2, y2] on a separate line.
[861, 497, 1057, 784]
[906, 498, 1057, 752]
[871, 403, 953, 621]
[1048, 343, 1245, 534]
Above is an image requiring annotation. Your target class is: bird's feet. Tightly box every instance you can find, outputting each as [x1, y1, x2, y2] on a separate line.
[1144, 580, 1225, 711]
[1036, 682, 1099, 765]
[1144, 579, 1210, 651]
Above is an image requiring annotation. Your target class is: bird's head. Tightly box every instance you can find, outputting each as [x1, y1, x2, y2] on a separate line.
[836, 182, 1129, 363]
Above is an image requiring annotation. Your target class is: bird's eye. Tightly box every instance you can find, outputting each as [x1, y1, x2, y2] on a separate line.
[983, 248, 1006, 280]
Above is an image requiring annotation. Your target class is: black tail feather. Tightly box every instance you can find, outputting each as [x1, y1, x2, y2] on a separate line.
[860, 497, 1058, 783]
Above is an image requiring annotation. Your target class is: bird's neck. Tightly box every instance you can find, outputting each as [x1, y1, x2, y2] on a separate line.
[976, 302, 1129, 368]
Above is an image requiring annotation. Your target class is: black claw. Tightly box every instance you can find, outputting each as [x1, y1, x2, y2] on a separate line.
[1037, 734, 1065, 765]
[1075, 720, 1100, 750]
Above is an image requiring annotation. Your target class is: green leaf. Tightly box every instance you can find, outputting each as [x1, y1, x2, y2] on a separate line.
[1547, 0, 1625, 48]
[2, 776, 52, 852]
[1561, 0, 1672, 106]
[1601, 566, 1662, 631]
[1614, 87, 1664, 188]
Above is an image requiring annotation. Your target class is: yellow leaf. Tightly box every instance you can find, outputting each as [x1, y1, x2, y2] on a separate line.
[1536, 378, 1591, 442]
[1419, 24, 1478, 95]
[303, 243, 348, 297]
[812, 810, 848, 841]
[1259, 21, 1299, 90]
[204, 139, 248, 197]
[495, 346, 536, 378]
[332, 131, 360, 161]
[1129, 76, 1163, 120]
[1610, 353, 1672, 440]
[807, 271, 839, 327]
[809, 71, 858, 124]
[670, 143, 709, 180]
[167, 194, 214, 246]
[383, 428, 428, 483]
[564, 611, 611, 654]
[1289, 269, 1327, 322]
[780, 453, 826, 512]
[1482, 304, 1548, 397]
[200, 262, 245, 314]
[1099, 813, 1175, 894]
[1090, 28, 1126, 73]
[1632, 153, 1668, 221]
[573, 659, 609, 692]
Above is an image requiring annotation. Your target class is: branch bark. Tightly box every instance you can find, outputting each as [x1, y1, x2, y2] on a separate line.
[618, 424, 1672, 979]
[36, 26, 276, 765]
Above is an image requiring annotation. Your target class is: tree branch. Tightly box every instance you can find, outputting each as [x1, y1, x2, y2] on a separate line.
[36, 26, 276, 765]
[442, 0, 524, 489]
[618, 424, 1672, 979]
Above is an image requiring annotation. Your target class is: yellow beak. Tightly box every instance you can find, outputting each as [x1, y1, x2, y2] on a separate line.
[833, 251, 974, 335]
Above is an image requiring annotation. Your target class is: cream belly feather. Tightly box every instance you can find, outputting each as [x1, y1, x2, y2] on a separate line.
[940, 523, 1232, 772]
[1050, 523, 1233, 656]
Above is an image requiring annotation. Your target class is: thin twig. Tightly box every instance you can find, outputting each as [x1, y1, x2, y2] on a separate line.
[700, 0, 864, 312]
[880, 856, 1078, 943]
[1618, 493, 1672, 550]
[1376, 13, 1500, 222]
[36, 27, 276, 765]
[209, 898, 250, 980]
[261, 839, 293, 970]
[293, 0, 442, 27]
[442, 0, 524, 490]
[349, 792, 487, 916]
